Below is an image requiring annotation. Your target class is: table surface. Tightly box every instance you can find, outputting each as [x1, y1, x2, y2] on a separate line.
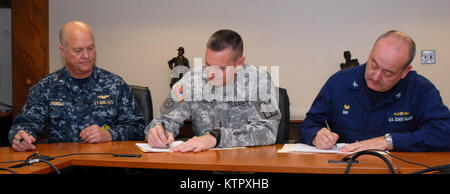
[0, 112, 12, 117]
[1, 141, 449, 174]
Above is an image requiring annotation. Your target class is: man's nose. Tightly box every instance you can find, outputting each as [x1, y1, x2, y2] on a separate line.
[81, 50, 89, 59]
[372, 70, 382, 82]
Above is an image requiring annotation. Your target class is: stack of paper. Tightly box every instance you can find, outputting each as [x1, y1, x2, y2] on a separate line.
[277, 143, 349, 154]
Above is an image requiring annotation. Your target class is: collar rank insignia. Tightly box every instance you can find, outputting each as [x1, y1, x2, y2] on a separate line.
[395, 92, 401, 99]
[352, 81, 358, 88]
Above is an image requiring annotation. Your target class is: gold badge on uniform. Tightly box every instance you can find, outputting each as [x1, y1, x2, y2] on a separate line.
[393, 112, 409, 116]
[97, 95, 110, 99]
[50, 101, 64, 106]
[342, 104, 350, 115]
[94, 94, 114, 105]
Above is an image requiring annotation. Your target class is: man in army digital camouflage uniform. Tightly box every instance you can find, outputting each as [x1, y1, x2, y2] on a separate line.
[145, 29, 281, 152]
[9, 20, 145, 152]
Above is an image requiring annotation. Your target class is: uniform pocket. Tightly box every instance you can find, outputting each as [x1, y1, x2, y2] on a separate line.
[49, 101, 71, 120]
[330, 114, 363, 142]
[385, 112, 414, 133]
[331, 114, 362, 132]
[92, 105, 118, 119]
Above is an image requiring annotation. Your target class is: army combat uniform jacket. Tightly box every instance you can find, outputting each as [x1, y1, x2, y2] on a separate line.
[9, 66, 146, 144]
[145, 64, 281, 148]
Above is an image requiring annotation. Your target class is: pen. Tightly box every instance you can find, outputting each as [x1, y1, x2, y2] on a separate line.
[324, 120, 338, 149]
[324, 120, 332, 132]
[19, 131, 33, 143]
[161, 122, 170, 147]
[164, 130, 170, 148]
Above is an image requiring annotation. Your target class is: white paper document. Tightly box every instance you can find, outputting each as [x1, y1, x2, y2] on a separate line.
[136, 141, 184, 152]
[136, 141, 247, 152]
[277, 143, 349, 154]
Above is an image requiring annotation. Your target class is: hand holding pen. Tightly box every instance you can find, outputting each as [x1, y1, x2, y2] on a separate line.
[12, 130, 36, 152]
[147, 124, 174, 148]
[312, 120, 339, 150]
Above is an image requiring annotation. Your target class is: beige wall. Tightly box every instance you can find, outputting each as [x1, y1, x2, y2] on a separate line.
[50, 0, 450, 119]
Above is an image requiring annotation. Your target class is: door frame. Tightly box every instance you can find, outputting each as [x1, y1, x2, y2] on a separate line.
[11, 0, 49, 118]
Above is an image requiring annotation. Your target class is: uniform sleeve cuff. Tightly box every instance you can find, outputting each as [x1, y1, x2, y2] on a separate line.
[107, 129, 119, 141]
[390, 133, 407, 151]
[301, 127, 321, 146]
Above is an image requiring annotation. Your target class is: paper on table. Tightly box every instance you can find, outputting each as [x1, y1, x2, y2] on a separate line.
[277, 143, 350, 154]
[136, 141, 247, 152]
[136, 141, 184, 152]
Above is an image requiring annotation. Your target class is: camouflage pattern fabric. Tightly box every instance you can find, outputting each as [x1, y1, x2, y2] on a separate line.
[9, 66, 146, 144]
[145, 64, 281, 148]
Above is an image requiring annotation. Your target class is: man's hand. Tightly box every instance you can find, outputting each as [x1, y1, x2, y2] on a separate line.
[147, 125, 174, 148]
[171, 134, 217, 152]
[339, 136, 388, 153]
[12, 130, 36, 152]
[312, 128, 339, 150]
[80, 124, 112, 143]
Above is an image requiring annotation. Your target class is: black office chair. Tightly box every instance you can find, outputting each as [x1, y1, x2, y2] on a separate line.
[130, 85, 153, 141]
[275, 87, 290, 144]
[130, 85, 153, 125]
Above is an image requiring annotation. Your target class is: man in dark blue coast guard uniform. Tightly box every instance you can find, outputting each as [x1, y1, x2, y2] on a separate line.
[299, 30, 450, 152]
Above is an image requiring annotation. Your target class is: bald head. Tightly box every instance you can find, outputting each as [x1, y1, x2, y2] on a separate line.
[365, 30, 415, 92]
[59, 20, 95, 47]
[373, 30, 416, 67]
[58, 20, 97, 79]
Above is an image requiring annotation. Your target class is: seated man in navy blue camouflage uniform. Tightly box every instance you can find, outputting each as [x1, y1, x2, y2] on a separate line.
[9, 20, 146, 152]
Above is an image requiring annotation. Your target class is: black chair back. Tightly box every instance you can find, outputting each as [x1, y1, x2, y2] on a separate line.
[130, 85, 153, 125]
[276, 87, 290, 144]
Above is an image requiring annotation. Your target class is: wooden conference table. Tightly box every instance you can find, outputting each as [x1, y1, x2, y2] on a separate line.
[0, 141, 449, 174]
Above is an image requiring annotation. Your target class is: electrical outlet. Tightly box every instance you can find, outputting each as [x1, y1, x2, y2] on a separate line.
[421, 50, 435, 64]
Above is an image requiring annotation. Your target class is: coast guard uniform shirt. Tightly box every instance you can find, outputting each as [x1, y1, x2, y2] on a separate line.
[299, 64, 450, 151]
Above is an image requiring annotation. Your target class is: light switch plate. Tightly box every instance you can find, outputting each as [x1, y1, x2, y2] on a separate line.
[421, 50, 435, 64]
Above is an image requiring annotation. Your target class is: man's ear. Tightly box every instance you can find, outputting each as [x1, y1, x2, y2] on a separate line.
[58, 45, 65, 57]
[401, 65, 412, 79]
[236, 55, 245, 67]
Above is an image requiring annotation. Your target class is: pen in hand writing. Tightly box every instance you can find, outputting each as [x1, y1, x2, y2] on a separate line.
[164, 130, 170, 148]
[161, 123, 170, 148]
[19, 131, 33, 143]
[324, 119, 340, 149]
[324, 119, 332, 132]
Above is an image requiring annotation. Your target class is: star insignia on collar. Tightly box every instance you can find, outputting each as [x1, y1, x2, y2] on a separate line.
[352, 81, 359, 88]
